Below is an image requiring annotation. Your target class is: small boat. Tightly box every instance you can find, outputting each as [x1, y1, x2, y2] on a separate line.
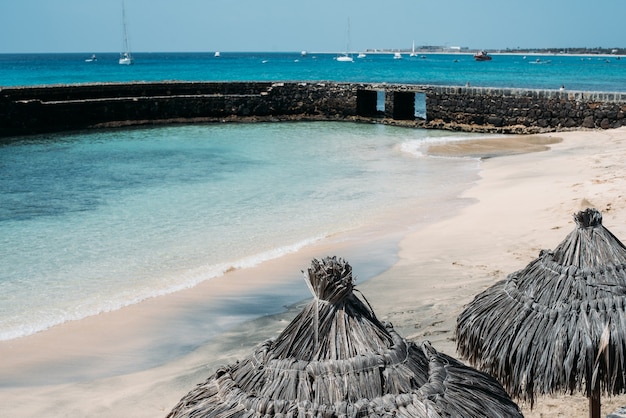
[473, 50, 492, 61]
[85, 54, 97, 63]
[119, 52, 133, 65]
[214, 51, 221, 57]
[530, 58, 552, 64]
[118, 1, 133, 65]
[393, 52, 402, 60]
[357, 52, 366, 59]
[336, 54, 354, 62]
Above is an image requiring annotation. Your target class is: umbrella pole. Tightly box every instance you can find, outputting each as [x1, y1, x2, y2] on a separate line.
[589, 381, 600, 418]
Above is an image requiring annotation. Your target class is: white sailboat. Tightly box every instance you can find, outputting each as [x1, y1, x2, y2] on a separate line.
[336, 18, 354, 62]
[119, 1, 133, 65]
[410, 40, 417, 57]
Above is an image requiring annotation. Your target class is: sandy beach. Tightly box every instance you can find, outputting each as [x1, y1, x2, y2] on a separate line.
[3, 126, 626, 417]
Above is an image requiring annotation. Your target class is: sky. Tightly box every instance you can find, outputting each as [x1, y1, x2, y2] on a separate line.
[1, 0, 624, 53]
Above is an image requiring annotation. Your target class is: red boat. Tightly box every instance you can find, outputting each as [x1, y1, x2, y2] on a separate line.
[474, 50, 492, 61]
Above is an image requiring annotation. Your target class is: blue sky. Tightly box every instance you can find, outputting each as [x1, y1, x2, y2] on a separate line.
[1, 0, 624, 53]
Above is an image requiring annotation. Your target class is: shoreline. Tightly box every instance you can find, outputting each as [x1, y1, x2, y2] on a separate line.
[0, 219, 405, 386]
[0, 160, 473, 387]
[3, 128, 626, 416]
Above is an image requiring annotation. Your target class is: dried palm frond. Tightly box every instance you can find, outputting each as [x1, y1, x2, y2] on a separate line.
[456, 208, 626, 416]
[168, 256, 522, 418]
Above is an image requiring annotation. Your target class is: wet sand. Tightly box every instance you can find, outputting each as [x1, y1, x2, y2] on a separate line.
[3, 127, 626, 417]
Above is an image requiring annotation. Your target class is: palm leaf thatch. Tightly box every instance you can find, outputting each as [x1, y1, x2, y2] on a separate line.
[456, 208, 626, 417]
[168, 256, 522, 418]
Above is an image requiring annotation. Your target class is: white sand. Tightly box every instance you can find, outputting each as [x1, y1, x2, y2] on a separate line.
[3, 127, 626, 417]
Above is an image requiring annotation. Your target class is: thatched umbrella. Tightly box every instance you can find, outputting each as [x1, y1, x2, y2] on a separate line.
[168, 256, 522, 418]
[456, 208, 626, 418]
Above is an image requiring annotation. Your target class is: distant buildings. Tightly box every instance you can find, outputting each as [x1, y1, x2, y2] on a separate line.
[364, 45, 470, 54]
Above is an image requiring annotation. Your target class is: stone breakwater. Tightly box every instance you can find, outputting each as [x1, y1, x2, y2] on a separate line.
[1, 81, 625, 138]
[422, 86, 626, 133]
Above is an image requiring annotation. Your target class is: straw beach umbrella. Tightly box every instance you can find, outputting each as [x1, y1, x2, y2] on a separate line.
[456, 208, 626, 418]
[168, 256, 522, 418]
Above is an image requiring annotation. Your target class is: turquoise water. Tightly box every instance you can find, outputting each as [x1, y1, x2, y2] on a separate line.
[1, 52, 625, 91]
[0, 50, 622, 344]
[0, 122, 483, 341]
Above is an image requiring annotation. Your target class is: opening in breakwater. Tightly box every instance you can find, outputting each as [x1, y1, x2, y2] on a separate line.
[1, 81, 625, 138]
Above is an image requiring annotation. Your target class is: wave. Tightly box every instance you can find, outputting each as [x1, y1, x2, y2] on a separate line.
[0, 234, 326, 341]
[398, 134, 497, 158]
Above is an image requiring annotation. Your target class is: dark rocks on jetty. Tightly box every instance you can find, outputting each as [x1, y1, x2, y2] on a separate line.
[1, 81, 625, 138]
[425, 86, 626, 133]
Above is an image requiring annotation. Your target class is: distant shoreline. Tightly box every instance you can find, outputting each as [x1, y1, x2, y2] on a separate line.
[348, 50, 625, 58]
[1, 50, 623, 58]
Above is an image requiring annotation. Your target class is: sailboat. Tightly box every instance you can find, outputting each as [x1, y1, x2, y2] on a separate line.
[119, 1, 133, 65]
[409, 40, 417, 57]
[336, 18, 354, 62]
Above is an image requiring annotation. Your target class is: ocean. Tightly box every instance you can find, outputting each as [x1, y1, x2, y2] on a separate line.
[1, 51, 625, 91]
[0, 52, 622, 351]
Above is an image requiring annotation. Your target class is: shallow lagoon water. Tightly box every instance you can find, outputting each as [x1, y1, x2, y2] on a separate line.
[0, 122, 486, 342]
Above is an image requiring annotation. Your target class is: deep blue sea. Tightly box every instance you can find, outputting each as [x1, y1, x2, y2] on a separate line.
[0, 51, 623, 343]
[1, 51, 625, 91]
